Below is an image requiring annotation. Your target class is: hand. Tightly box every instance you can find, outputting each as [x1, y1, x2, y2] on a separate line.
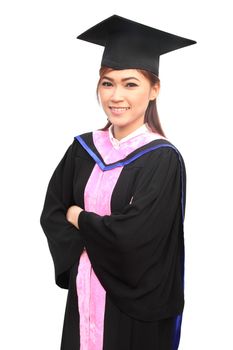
[66, 205, 83, 229]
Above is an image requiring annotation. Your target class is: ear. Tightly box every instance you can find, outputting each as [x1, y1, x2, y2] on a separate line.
[149, 84, 160, 101]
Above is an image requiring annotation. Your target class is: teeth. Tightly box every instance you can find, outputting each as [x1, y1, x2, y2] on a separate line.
[110, 107, 129, 110]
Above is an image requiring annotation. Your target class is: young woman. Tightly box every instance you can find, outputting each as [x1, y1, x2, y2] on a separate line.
[40, 15, 196, 350]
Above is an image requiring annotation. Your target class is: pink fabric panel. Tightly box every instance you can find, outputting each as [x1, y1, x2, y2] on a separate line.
[77, 165, 123, 350]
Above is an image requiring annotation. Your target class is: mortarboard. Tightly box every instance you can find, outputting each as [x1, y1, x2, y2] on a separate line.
[77, 15, 196, 76]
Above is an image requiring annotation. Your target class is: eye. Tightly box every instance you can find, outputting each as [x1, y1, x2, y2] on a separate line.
[101, 81, 112, 87]
[126, 82, 138, 87]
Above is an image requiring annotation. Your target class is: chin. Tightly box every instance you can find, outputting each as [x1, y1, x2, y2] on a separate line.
[110, 121, 128, 129]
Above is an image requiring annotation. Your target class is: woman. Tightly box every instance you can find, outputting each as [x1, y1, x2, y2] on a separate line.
[40, 15, 196, 350]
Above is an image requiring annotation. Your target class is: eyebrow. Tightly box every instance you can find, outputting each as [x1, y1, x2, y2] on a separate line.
[102, 76, 140, 82]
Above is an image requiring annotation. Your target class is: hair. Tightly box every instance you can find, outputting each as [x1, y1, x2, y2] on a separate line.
[96, 66, 166, 137]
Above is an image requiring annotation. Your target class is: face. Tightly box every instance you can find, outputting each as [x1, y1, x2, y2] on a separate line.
[98, 69, 159, 140]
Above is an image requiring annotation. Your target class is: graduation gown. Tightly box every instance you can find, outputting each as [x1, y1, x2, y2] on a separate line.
[40, 129, 186, 350]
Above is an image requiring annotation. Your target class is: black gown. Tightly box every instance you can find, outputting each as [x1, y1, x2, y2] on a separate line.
[40, 131, 186, 350]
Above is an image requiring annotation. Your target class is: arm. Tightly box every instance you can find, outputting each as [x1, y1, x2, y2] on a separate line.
[40, 141, 84, 289]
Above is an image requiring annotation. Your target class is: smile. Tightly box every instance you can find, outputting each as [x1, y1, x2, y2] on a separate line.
[109, 107, 130, 111]
[109, 106, 130, 115]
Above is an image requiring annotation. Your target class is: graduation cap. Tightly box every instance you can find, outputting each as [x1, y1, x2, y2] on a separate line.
[77, 15, 196, 76]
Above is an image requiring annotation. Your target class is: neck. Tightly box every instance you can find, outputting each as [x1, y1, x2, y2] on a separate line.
[112, 123, 145, 141]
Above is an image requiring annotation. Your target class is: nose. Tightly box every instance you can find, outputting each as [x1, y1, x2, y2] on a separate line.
[110, 86, 124, 102]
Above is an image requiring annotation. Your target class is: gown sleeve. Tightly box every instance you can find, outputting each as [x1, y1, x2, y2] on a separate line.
[40, 140, 84, 289]
[78, 147, 185, 321]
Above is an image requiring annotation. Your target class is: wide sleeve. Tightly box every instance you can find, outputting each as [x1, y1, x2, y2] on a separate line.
[78, 148, 185, 321]
[40, 140, 84, 289]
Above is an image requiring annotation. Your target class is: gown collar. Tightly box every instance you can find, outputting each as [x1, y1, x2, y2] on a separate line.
[108, 123, 151, 149]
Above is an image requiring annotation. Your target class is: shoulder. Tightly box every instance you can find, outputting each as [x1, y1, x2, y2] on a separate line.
[71, 131, 96, 160]
[74, 131, 93, 143]
[139, 138, 184, 163]
[140, 139, 185, 177]
[55, 132, 94, 161]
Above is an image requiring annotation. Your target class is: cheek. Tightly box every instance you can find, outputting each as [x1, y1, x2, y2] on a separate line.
[99, 90, 110, 106]
[133, 92, 150, 109]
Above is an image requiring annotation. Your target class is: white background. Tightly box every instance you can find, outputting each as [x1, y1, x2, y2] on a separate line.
[0, 0, 232, 349]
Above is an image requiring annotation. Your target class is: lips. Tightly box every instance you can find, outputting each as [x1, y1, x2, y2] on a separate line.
[109, 106, 130, 115]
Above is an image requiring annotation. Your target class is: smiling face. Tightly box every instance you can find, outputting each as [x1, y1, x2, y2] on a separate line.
[98, 69, 159, 140]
